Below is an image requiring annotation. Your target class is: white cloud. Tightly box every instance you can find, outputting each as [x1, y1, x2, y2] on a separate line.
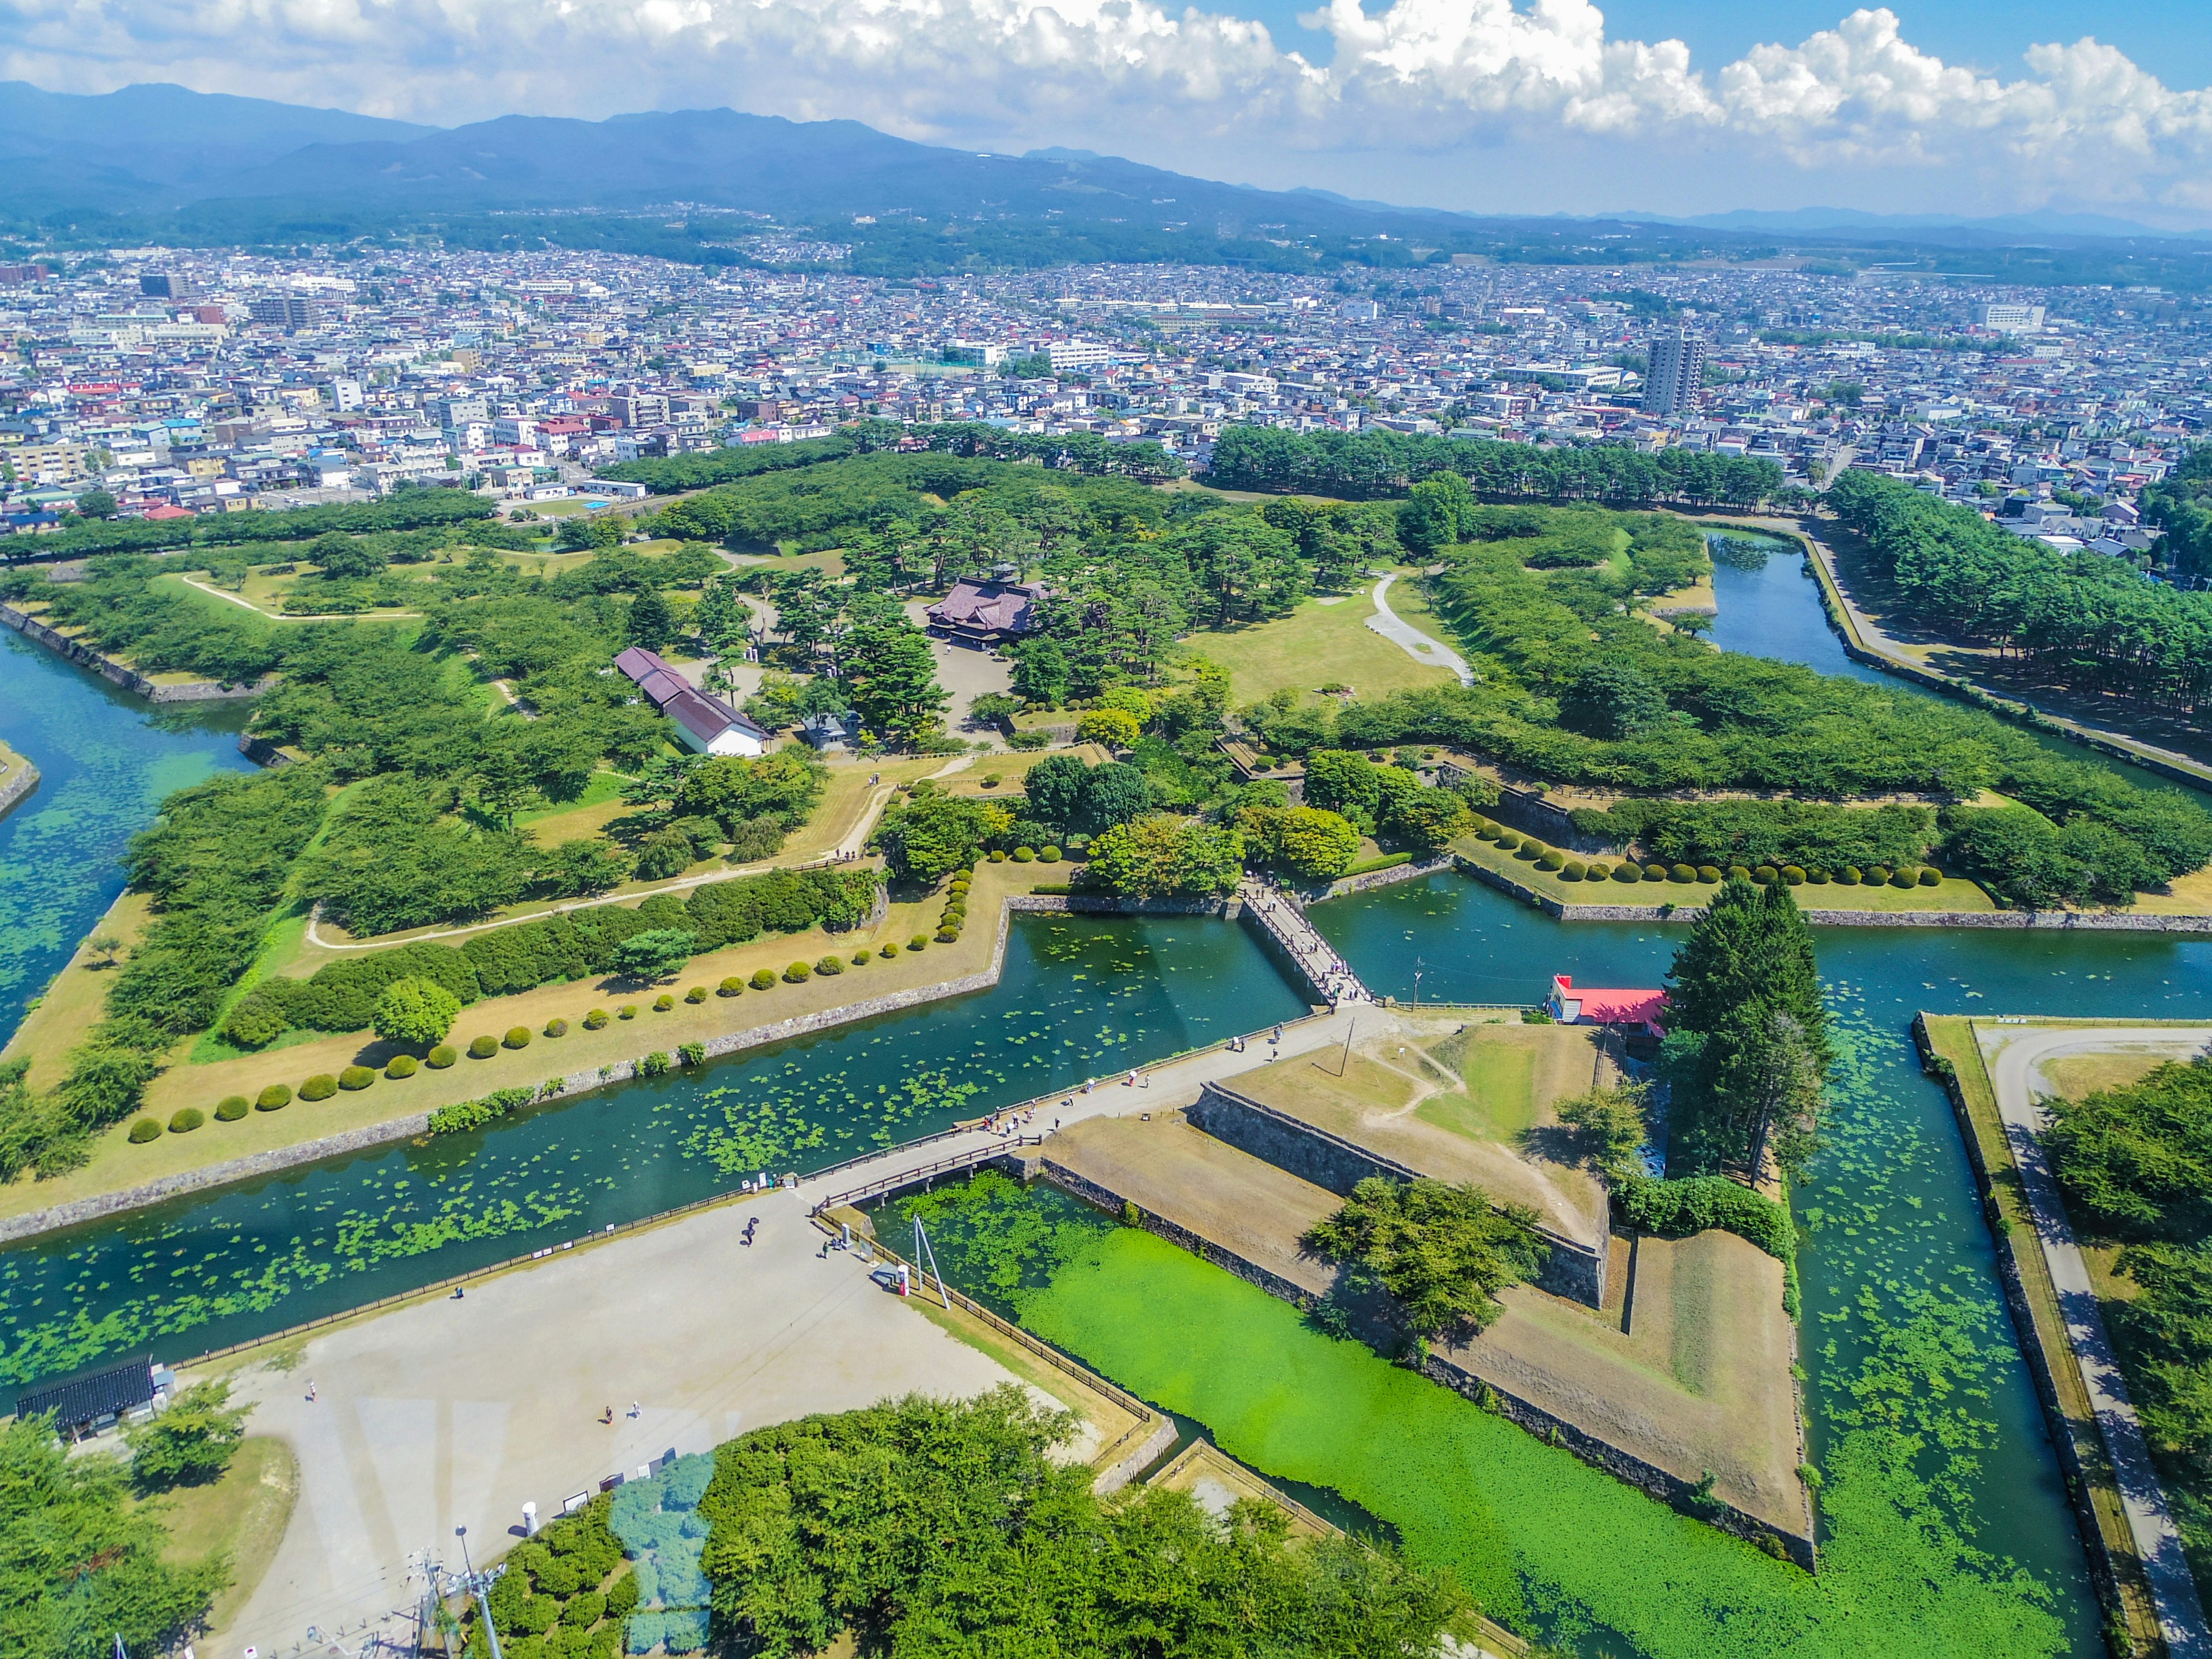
[4, 0, 2212, 212]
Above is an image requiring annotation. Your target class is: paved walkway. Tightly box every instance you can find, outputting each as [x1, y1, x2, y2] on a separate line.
[1238, 880, 1373, 1006]
[794, 1006, 1365, 1209]
[213, 1199, 1021, 1659]
[1980, 1022, 2212, 1659]
[1366, 573, 1473, 687]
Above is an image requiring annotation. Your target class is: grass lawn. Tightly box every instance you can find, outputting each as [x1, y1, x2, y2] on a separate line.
[0, 888, 151, 1092]
[1419, 1045, 1536, 1141]
[2041, 1050, 2172, 1101]
[2, 861, 1059, 1225]
[152, 1435, 299, 1635]
[1178, 575, 1456, 706]
[1449, 833, 1998, 915]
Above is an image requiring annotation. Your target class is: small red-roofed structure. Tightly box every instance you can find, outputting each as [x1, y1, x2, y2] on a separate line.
[1547, 974, 1666, 1035]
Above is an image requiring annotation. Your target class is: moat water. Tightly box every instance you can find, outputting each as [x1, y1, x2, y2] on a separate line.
[6, 552, 2209, 1654]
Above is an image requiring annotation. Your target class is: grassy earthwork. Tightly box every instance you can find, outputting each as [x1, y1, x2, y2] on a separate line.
[151, 1435, 300, 1637]
[1177, 573, 1457, 706]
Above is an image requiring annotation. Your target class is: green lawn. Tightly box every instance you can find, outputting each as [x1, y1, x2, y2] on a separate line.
[1179, 575, 1456, 705]
[1451, 833, 1996, 914]
[152, 1435, 298, 1635]
[1418, 1043, 1537, 1143]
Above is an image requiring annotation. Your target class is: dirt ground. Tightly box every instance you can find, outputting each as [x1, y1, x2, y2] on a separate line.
[1226, 1022, 1612, 1250]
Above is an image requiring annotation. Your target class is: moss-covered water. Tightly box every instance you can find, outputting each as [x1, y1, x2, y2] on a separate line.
[0, 631, 252, 1046]
[0, 914, 1305, 1384]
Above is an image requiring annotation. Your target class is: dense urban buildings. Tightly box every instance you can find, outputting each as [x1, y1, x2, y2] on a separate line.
[1, 243, 2203, 570]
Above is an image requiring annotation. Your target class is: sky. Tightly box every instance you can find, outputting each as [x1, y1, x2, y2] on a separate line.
[7, 0, 2212, 224]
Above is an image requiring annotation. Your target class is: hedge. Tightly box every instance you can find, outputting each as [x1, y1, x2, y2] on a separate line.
[545, 1017, 569, 1036]
[1341, 852, 1415, 880]
[585, 1009, 609, 1028]
[128, 1119, 161, 1143]
[215, 1095, 249, 1121]
[816, 955, 843, 976]
[468, 1035, 499, 1059]
[908, 935, 930, 951]
[1616, 1174, 1800, 1316]
[255, 1085, 291, 1111]
[168, 1108, 204, 1133]
[718, 978, 745, 997]
[385, 1054, 419, 1079]
[684, 986, 707, 1003]
[300, 1074, 338, 1101]
[850, 949, 872, 965]
[229, 865, 886, 1043]
[504, 1026, 533, 1048]
[429, 1085, 540, 1136]
[750, 968, 777, 990]
[653, 993, 675, 1010]
[878, 940, 900, 956]
[783, 961, 811, 983]
[427, 1044, 458, 1067]
[338, 1065, 376, 1090]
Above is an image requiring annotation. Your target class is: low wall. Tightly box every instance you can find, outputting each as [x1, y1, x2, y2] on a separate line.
[1186, 1083, 1606, 1308]
[1455, 854, 2212, 933]
[0, 603, 272, 703]
[237, 733, 292, 768]
[1040, 1154, 1810, 1571]
[0, 761, 36, 821]
[1308, 854, 1453, 903]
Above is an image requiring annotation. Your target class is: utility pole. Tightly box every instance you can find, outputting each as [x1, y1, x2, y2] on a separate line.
[1413, 956, 1424, 1007]
[1338, 1018, 1355, 1077]
[453, 1528, 504, 1659]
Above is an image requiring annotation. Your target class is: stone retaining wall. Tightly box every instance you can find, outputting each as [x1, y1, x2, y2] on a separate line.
[1187, 1083, 1607, 1308]
[1039, 1153, 1812, 1571]
[1455, 853, 2212, 933]
[1309, 854, 1453, 903]
[0, 760, 36, 821]
[0, 888, 1270, 1245]
[0, 602, 273, 703]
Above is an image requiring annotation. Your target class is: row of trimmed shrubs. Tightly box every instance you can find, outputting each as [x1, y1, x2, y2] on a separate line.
[1469, 820, 1945, 891]
[132, 935, 945, 1147]
[221, 864, 884, 1048]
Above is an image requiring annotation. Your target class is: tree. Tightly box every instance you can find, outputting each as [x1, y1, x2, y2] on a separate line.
[1241, 805, 1361, 882]
[1, 1415, 226, 1657]
[469, 743, 543, 830]
[873, 788, 1010, 884]
[88, 931, 122, 967]
[1381, 787, 1469, 850]
[305, 532, 387, 581]
[613, 929, 699, 984]
[1557, 661, 1669, 739]
[1024, 753, 1091, 832]
[541, 836, 632, 897]
[696, 573, 753, 656]
[1301, 1176, 1548, 1340]
[843, 622, 946, 744]
[1077, 760, 1150, 835]
[1075, 707, 1141, 749]
[1556, 1084, 1651, 1179]
[373, 976, 464, 1049]
[1085, 813, 1244, 897]
[126, 1380, 248, 1490]
[74, 487, 118, 520]
[628, 587, 676, 650]
[1397, 471, 1474, 554]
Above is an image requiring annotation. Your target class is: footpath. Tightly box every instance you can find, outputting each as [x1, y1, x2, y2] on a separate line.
[1978, 1022, 2212, 1659]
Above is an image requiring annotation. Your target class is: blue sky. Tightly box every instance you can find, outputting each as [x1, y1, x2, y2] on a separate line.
[7, 0, 2211, 222]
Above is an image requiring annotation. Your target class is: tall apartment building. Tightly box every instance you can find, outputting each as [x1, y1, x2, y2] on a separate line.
[1972, 303, 2047, 333]
[1641, 328, 1706, 416]
[139, 272, 195, 300]
[248, 295, 325, 329]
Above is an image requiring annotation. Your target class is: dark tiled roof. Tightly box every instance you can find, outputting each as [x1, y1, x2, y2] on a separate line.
[665, 687, 767, 745]
[16, 1355, 153, 1426]
[927, 579, 1046, 637]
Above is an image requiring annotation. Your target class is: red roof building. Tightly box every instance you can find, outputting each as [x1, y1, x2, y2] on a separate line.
[1547, 975, 1666, 1035]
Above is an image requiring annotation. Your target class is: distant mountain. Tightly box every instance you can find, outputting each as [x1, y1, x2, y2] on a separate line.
[0, 82, 436, 213]
[1610, 205, 2212, 242]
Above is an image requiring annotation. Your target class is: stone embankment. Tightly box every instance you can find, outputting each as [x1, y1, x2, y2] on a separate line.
[0, 756, 36, 821]
[0, 602, 272, 703]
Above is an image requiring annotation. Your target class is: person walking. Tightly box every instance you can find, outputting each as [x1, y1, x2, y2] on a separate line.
[306, 1380, 317, 1403]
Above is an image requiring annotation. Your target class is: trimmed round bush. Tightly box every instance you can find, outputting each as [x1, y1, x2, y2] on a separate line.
[1728, 865, 1753, 882]
[1476, 821, 1500, 840]
[1865, 865, 1891, 886]
[1838, 866, 1862, 885]
[718, 977, 745, 997]
[1752, 865, 1778, 885]
[1562, 859, 1586, 881]
[653, 993, 675, 1011]
[1697, 865, 1722, 884]
[949, 878, 971, 895]
[299, 1074, 338, 1101]
[426, 1044, 457, 1069]
[255, 1084, 291, 1111]
[503, 1026, 532, 1049]
[1514, 841, 1543, 862]
[751, 967, 777, 990]
[128, 1118, 162, 1143]
[1493, 831, 1521, 851]
[850, 949, 872, 965]
[1890, 868, 1917, 889]
[1920, 866, 1943, 885]
[215, 1095, 249, 1122]
[1536, 851, 1564, 872]
[618, 1005, 638, 1020]
[815, 954, 844, 976]
[169, 1108, 204, 1134]
[467, 1035, 499, 1059]
[684, 985, 707, 1004]
[339, 1065, 375, 1091]
[1012, 847, 1035, 863]
[584, 1009, 609, 1029]
[879, 940, 900, 958]
[988, 849, 1006, 863]
[1610, 863, 1639, 884]
[1039, 846, 1061, 863]
[935, 929, 960, 943]
[909, 934, 930, 951]
[1808, 868, 1831, 884]
[544, 1017, 568, 1037]
[385, 1054, 419, 1080]
[1668, 863, 1695, 884]
[1782, 865, 1806, 885]
[1641, 862, 1667, 882]
[783, 961, 812, 983]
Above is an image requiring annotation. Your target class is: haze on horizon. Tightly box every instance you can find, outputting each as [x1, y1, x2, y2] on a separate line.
[5, 0, 2211, 226]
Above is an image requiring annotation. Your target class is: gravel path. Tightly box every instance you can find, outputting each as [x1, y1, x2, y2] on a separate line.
[1980, 1021, 2212, 1659]
[1365, 573, 1473, 687]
